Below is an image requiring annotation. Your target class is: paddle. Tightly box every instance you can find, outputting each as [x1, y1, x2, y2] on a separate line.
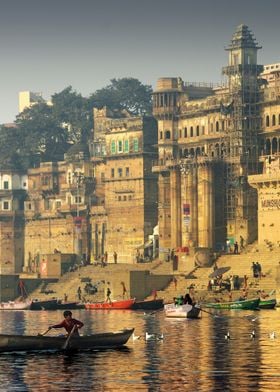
[62, 325, 76, 350]
[199, 307, 221, 318]
[37, 328, 51, 337]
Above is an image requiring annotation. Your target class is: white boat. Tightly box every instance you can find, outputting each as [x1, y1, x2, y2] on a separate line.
[164, 303, 201, 319]
[0, 300, 31, 310]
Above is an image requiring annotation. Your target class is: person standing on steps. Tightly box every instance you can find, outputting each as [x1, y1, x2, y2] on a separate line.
[113, 251, 118, 264]
[240, 235, 245, 251]
[77, 286, 82, 301]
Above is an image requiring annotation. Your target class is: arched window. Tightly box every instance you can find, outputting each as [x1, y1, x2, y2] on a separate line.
[160, 131, 163, 139]
[179, 129, 182, 138]
[190, 127, 193, 137]
[133, 138, 139, 152]
[272, 138, 277, 154]
[272, 115, 276, 126]
[118, 140, 123, 153]
[266, 115, 270, 127]
[196, 125, 199, 136]
[278, 114, 280, 125]
[210, 123, 213, 133]
[184, 127, 187, 137]
[216, 121, 219, 132]
[124, 139, 129, 153]
[265, 139, 271, 155]
[165, 130, 171, 139]
[111, 140, 116, 154]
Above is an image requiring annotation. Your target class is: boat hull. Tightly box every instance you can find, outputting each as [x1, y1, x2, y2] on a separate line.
[0, 329, 134, 352]
[0, 301, 31, 310]
[56, 301, 85, 310]
[30, 299, 58, 310]
[164, 303, 201, 319]
[131, 299, 164, 310]
[259, 299, 276, 309]
[204, 298, 260, 310]
[85, 299, 135, 310]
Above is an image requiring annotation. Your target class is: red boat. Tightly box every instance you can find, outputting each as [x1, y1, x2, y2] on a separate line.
[85, 298, 135, 310]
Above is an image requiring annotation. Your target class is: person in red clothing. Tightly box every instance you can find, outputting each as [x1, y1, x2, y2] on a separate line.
[49, 310, 84, 336]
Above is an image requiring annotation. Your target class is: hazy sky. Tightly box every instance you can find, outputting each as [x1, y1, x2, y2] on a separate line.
[1, 0, 280, 123]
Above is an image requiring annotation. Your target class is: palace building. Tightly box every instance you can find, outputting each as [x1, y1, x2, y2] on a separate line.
[152, 24, 280, 259]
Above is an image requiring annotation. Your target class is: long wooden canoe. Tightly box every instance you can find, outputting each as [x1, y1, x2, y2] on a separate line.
[0, 328, 134, 352]
[30, 299, 58, 310]
[164, 303, 201, 319]
[131, 299, 164, 310]
[85, 298, 135, 310]
[259, 298, 277, 309]
[203, 298, 260, 310]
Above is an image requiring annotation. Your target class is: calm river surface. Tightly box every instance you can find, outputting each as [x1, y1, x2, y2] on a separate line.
[0, 308, 280, 391]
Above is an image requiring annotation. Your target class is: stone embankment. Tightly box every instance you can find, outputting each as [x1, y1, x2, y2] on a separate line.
[29, 260, 174, 303]
[29, 241, 280, 304]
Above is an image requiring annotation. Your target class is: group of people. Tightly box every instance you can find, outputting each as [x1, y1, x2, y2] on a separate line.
[252, 262, 262, 278]
[174, 288, 195, 306]
[225, 235, 245, 254]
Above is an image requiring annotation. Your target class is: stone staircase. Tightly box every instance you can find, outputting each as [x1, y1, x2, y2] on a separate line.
[29, 260, 173, 303]
[155, 242, 280, 303]
[29, 243, 280, 305]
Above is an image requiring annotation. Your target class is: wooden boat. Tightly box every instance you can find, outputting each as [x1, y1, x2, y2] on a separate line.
[56, 300, 85, 310]
[203, 298, 260, 310]
[85, 298, 135, 310]
[131, 299, 164, 310]
[164, 303, 201, 319]
[259, 298, 277, 309]
[30, 299, 58, 311]
[0, 328, 134, 352]
[0, 300, 31, 310]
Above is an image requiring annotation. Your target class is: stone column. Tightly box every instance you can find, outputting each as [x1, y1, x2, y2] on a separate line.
[170, 168, 181, 249]
[191, 166, 198, 247]
[197, 164, 214, 248]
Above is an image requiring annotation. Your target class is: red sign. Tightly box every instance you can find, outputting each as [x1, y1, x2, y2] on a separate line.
[74, 217, 83, 228]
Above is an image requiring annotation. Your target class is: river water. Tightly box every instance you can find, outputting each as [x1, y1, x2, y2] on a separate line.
[0, 308, 280, 391]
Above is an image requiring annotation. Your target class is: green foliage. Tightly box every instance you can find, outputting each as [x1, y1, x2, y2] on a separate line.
[89, 78, 152, 115]
[1, 78, 152, 170]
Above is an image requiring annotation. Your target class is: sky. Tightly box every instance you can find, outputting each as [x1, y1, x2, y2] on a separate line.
[1, 0, 280, 124]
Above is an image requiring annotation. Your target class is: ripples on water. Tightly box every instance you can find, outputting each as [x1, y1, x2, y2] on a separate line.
[0, 309, 280, 391]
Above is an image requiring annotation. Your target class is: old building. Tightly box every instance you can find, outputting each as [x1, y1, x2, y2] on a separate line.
[152, 24, 264, 259]
[0, 169, 27, 274]
[24, 145, 94, 271]
[90, 108, 158, 263]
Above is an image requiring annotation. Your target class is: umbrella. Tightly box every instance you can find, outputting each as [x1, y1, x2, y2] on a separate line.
[209, 266, 231, 279]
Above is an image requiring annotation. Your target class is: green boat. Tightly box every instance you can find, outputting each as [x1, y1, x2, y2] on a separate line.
[259, 298, 276, 309]
[203, 298, 260, 310]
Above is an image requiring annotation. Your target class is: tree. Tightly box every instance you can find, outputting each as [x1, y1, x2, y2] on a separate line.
[89, 78, 152, 115]
[15, 103, 69, 163]
[52, 86, 92, 144]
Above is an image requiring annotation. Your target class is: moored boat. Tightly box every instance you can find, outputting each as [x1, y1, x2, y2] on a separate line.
[131, 299, 164, 310]
[203, 298, 260, 310]
[0, 328, 134, 352]
[85, 298, 135, 310]
[30, 299, 58, 311]
[56, 300, 85, 310]
[259, 298, 276, 309]
[164, 303, 201, 319]
[0, 300, 32, 310]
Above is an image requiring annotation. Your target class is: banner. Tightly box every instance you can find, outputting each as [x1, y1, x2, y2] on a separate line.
[183, 203, 190, 215]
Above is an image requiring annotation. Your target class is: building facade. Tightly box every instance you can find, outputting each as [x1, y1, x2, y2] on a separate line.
[152, 24, 267, 258]
[90, 108, 158, 263]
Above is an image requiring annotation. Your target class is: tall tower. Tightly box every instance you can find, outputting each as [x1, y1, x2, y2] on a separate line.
[222, 25, 263, 242]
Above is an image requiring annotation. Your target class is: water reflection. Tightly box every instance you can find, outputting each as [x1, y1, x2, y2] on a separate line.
[0, 309, 280, 390]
